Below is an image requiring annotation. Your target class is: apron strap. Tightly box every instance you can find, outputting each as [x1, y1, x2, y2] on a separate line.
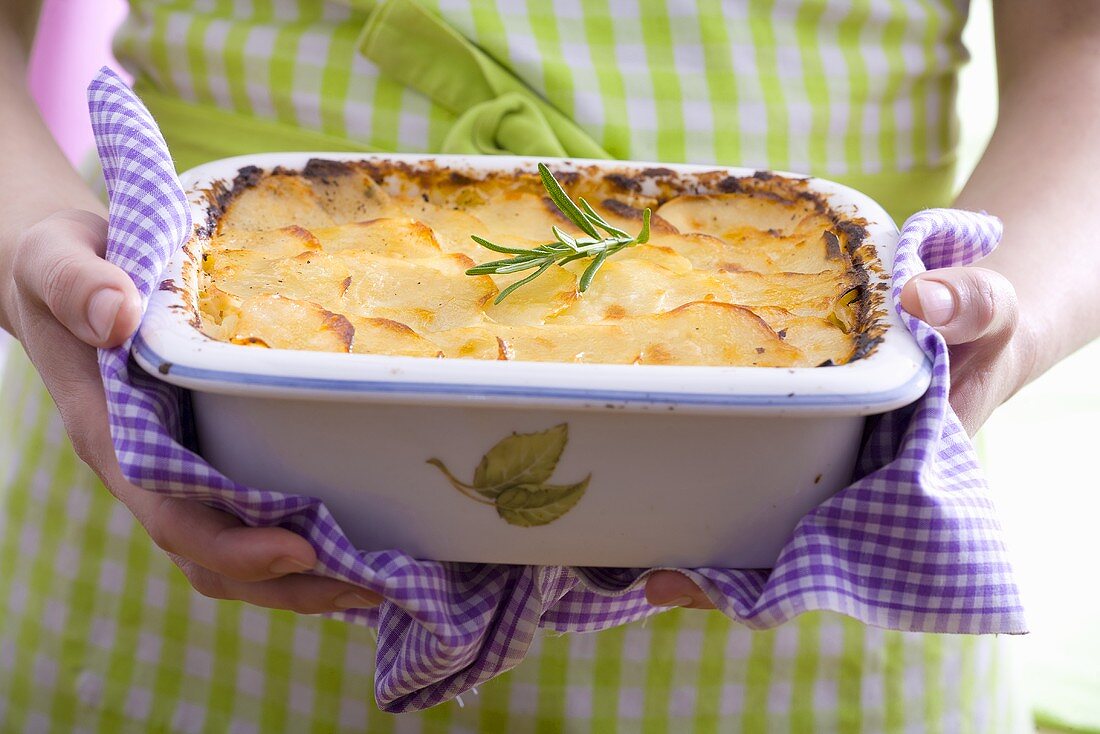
[357, 0, 610, 159]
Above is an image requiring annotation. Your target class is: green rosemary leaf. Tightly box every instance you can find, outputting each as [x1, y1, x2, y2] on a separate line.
[538, 163, 601, 239]
[637, 208, 652, 244]
[578, 248, 612, 292]
[494, 259, 552, 275]
[479, 251, 543, 265]
[466, 255, 542, 273]
[468, 163, 653, 301]
[577, 197, 630, 239]
[470, 234, 540, 256]
[541, 242, 574, 255]
[552, 226, 580, 250]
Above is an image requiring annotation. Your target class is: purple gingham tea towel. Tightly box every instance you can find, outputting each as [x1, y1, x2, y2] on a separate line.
[89, 68, 1026, 712]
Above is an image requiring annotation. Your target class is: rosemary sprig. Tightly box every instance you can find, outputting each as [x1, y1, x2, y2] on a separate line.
[466, 162, 652, 304]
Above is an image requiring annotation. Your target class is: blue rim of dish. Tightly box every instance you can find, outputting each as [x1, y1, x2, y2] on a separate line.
[133, 334, 932, 409]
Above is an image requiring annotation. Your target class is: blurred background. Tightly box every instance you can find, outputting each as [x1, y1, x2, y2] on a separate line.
[4, 0, 1098, 730]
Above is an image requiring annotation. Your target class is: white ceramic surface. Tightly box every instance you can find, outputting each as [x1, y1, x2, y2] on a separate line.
[194, 395, 864, 567]
[135, 153, 929, 568]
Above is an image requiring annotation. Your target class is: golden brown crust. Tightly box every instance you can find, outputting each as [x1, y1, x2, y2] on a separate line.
[191, 158, 885, 366]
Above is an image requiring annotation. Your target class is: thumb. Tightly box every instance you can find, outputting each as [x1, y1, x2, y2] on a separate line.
[899, 267, 1019, 346]
[13, 210, 143, 348]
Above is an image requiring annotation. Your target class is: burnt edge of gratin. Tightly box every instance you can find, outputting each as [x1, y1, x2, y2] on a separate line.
[184, 157, 887, 365]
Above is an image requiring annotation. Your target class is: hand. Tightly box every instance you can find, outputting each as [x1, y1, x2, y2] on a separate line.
[899, 267, 1031, 435]
[643, 265, 1033, 610]
[0, 209, 380, 614]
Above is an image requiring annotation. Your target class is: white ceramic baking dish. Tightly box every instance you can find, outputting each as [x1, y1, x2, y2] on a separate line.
[134, 153, 928, 568]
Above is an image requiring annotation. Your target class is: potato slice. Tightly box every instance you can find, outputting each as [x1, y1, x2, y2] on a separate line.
[198, 283, 241, 326]
[495, 323, 631, 364]
[707, 270, 856, 316]
[637, 229, 850, 275]
[231, 295, 352, 353]
[200, 319, 231, 342]
[549, 259, 699, 324]
[615, 243, 695, 275]
[302, 159, 404, 223]
[209, 225, 321, 258]
[648, 231, 776, 273]
[205, 250, 352, 309]
[458, 190, 586, 243]
[346, 315, 442, 358]
[338, 252, 496, 333]
[490, 301, 801, 366]
[656, 193, 831, 239]
[483, 263, 579, 326]
[656, 192, 849, 274]
[218, 174, 335, 232]
[551, 256, 855, 323]
[312, 218, 442, 258]
[394, 197, 492, 259]
[750, 306, 855, 366]
[426, 326, 509, 360]
[420, 174, 523, 209]
[723, 229, 849, 274]
[625, 301, 803, 366]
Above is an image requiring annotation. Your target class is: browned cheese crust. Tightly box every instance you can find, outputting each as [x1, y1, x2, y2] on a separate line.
[191, 159, 886, 367]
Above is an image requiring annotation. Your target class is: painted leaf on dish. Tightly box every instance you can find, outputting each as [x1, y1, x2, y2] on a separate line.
[426, 423, 588, 526]
[494, 478, 590, 527]
[471, 423, 568, 499]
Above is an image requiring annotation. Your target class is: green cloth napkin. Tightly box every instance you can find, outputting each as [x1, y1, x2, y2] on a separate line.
[357, 0, 609, 159]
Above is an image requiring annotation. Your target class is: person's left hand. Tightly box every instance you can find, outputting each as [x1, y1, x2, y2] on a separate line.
[644, 264, 1034, 610]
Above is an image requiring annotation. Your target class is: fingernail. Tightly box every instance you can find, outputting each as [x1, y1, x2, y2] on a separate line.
[914, 279, 955, 327]
[268, 557, 315, 575]
[652, 595, 694, 608]
[88, 288, 124, 342]
[334, 591, 378, 610]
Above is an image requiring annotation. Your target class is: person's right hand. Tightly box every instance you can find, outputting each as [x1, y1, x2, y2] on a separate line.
[0, 208, 380, 614]
[644, 264, 1030, 612]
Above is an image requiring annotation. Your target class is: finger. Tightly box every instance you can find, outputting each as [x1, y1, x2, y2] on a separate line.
[174, 557, 382, 614]
[12, 209, 142, 347]
[899, 267, 1019, 346]
[644, 570, 716, 610]
[136, 495, 321, 583]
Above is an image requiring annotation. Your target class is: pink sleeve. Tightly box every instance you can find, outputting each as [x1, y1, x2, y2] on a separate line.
[27, 0, 130, 165]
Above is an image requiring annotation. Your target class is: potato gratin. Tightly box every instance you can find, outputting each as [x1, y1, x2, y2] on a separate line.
[197, 160, 880, 367]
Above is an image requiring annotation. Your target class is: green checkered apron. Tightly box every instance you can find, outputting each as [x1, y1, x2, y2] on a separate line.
[0, 1, 1032, 730]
